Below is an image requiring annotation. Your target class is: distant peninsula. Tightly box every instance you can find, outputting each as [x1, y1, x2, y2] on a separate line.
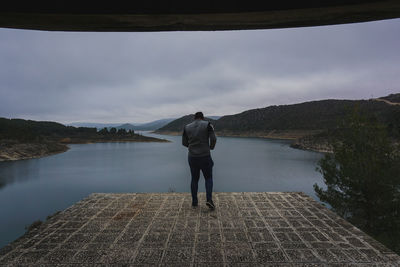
[0, 118, 169, 161]
[68, 118, 176, 131]
[155, 94, 400, 152]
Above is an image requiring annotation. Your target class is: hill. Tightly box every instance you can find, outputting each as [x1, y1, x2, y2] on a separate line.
[72, 119, 176, 131]
[215, 99, 399, 135]
[155, 115, 216, 134]
[207, 116, 221, 120]
[156, 99, 400, 137]
[128, 118, 176, 131]
[0, 118, 169, 161]
[115, 123, 136, 131]
[155, 95, 400, 151]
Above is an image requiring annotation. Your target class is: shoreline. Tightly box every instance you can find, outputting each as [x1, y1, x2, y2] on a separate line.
[0, 131, 329, 162]
[0, 142, 70, 162]
[154, 129, 321, 140]
[0, 137, 170, 162]
[155, 130, 330, 153]
[290, 143, 332, 153]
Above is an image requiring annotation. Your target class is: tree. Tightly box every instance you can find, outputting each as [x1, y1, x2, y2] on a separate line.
[314, 109, 400, 253]
[98, 127, 109, 135]
[117, 128, 127, 135]
[109, 127, 117, 134]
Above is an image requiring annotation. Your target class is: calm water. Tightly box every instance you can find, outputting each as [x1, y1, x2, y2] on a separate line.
[0, 133, 324, 247]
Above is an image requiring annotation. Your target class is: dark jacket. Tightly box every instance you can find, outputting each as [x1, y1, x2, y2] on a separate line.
[182, 119, 217, 157]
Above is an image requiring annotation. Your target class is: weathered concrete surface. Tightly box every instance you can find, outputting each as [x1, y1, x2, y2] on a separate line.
[0, 192, 399, 266]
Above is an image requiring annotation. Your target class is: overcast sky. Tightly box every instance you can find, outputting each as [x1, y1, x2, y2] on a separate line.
[0, 19, 399, 124]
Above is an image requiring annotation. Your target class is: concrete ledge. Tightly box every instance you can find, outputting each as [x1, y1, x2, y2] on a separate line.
[1, 1, 400, 32]
[0, 192, 399, 265]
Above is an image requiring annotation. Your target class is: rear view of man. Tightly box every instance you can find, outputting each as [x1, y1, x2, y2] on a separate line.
[182, 112, 217, 209]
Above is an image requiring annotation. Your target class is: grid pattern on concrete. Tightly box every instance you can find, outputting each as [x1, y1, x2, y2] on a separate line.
[0, 192, 399, 266]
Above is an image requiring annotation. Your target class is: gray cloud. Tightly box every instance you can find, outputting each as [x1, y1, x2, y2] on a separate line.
[0, 19, 399, 123]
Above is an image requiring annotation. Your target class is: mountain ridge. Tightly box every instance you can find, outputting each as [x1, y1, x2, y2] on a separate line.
[69, 118, 175, 131]
[155, 114, 216, 134]
[156, 94, 400, 152]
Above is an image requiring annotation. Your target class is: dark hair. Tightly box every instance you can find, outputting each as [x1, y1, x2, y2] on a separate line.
[194, 112, 204, 120]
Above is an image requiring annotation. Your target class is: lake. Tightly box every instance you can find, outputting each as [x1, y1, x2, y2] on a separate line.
[0, 133, 324, 248]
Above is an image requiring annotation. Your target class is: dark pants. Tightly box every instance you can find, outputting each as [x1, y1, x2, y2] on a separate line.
[188, 155, 214, 203]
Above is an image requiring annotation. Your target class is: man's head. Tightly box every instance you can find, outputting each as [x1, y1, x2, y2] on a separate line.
[194, 112, 204, 120]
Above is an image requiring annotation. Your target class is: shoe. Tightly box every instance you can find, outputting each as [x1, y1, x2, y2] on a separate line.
[192, 202, 198, 207]
[206, 200, 215, 210]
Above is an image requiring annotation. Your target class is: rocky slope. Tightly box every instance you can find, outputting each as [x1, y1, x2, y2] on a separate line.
[0, 140, 69, 161]
[290, 134, 333, 153]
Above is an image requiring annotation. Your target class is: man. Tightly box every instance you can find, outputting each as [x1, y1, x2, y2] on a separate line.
[182, 112, 217, 209]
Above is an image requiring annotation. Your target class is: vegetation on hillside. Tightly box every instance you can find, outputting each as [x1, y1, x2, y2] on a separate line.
[0, 117, 166, 143]
[0, 118, 89, 142]
[156, 97, 400, 150]
[215, 99, 399, 133]
[0, 117, 168, 161]
[314, 109, 400, 253]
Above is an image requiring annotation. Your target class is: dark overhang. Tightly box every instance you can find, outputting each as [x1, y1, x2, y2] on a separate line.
[1, 1, 400, 32]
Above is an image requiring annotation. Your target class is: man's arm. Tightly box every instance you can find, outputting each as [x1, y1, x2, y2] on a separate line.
[182, 127, 189, 147]
[208, 123, 217, 150]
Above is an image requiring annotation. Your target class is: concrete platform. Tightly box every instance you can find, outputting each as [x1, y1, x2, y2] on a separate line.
[0, 192, 399, 266]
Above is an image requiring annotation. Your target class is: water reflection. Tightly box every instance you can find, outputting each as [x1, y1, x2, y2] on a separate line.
[0, 160, 40, 190]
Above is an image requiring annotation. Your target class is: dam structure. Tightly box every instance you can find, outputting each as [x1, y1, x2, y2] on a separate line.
[0, 192, 399, 265]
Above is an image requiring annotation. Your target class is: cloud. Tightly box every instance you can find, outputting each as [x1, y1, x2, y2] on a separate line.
[0, 19, 400, 123]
